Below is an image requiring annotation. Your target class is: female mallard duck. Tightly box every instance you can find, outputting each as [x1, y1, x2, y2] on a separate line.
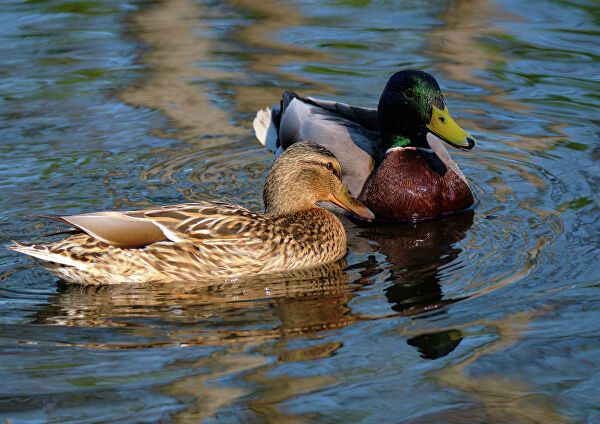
[9, 143, 374, 284]
[253, 70, 476, 221]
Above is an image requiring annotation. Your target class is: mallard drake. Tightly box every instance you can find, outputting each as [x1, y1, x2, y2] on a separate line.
[9, 142, 374, 284]
[253, 70, 476, 221]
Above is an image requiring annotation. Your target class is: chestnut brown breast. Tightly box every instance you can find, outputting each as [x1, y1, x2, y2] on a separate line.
[360, 148, 474, 221]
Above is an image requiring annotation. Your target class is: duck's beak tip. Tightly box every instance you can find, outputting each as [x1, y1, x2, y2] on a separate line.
[329, 183, 375, 222]
[427, 105, 476, 150]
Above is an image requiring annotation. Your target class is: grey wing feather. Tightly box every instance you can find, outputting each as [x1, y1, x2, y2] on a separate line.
[305, 96, 379, 131]
[61, 211, 167, 248]
[278, 97, 383, 196]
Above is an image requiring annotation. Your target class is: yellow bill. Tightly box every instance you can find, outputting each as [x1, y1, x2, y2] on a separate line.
[426, 105, 476, 150]
[329, 183, 375, 222]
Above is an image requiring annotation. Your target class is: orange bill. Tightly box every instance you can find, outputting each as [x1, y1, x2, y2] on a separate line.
[329, 183, 375, 221]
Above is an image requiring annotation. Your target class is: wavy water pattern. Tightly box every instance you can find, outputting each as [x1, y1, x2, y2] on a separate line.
[0, 0, 599, 422]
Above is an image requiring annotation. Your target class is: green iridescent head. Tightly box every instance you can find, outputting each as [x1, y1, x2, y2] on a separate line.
[377, 70, 475, 150]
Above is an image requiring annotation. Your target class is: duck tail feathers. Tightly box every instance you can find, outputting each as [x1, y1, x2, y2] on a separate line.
[281, 91, 300, 111]
[253, 106, 281, 153]
[8, 241, 83, 268]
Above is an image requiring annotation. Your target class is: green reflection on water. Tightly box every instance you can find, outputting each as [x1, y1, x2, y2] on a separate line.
[302, 65, 362, 76]
[0, 0, 599, 422]
[47, 1, 118, 15]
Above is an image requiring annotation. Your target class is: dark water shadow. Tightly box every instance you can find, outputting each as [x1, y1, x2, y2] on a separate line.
[350, 210, 474, 358]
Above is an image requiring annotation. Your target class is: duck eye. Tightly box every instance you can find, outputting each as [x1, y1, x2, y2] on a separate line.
[326, 162, 334, 170]
[405, 89, 416, 99]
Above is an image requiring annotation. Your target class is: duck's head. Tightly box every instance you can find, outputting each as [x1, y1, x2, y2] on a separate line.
[377, 70, 475, 150]
[263, 142, 374, 221]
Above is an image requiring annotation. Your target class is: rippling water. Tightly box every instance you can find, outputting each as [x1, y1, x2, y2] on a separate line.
[1, 0, 599, 422]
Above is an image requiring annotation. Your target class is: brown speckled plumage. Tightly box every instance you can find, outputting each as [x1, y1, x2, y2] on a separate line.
[9, 143, 373, 284]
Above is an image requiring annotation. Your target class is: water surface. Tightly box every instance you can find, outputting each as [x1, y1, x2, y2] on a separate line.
[1, 0, 599, 422]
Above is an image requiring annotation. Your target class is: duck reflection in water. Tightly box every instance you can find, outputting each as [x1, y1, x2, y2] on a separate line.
[351, 209, 474, 359]
[29, 211, 472, 360]
[29, 259, 354, 345]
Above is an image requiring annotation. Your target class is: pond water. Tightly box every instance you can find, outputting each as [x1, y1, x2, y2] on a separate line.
[1, 0, 599, 422]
